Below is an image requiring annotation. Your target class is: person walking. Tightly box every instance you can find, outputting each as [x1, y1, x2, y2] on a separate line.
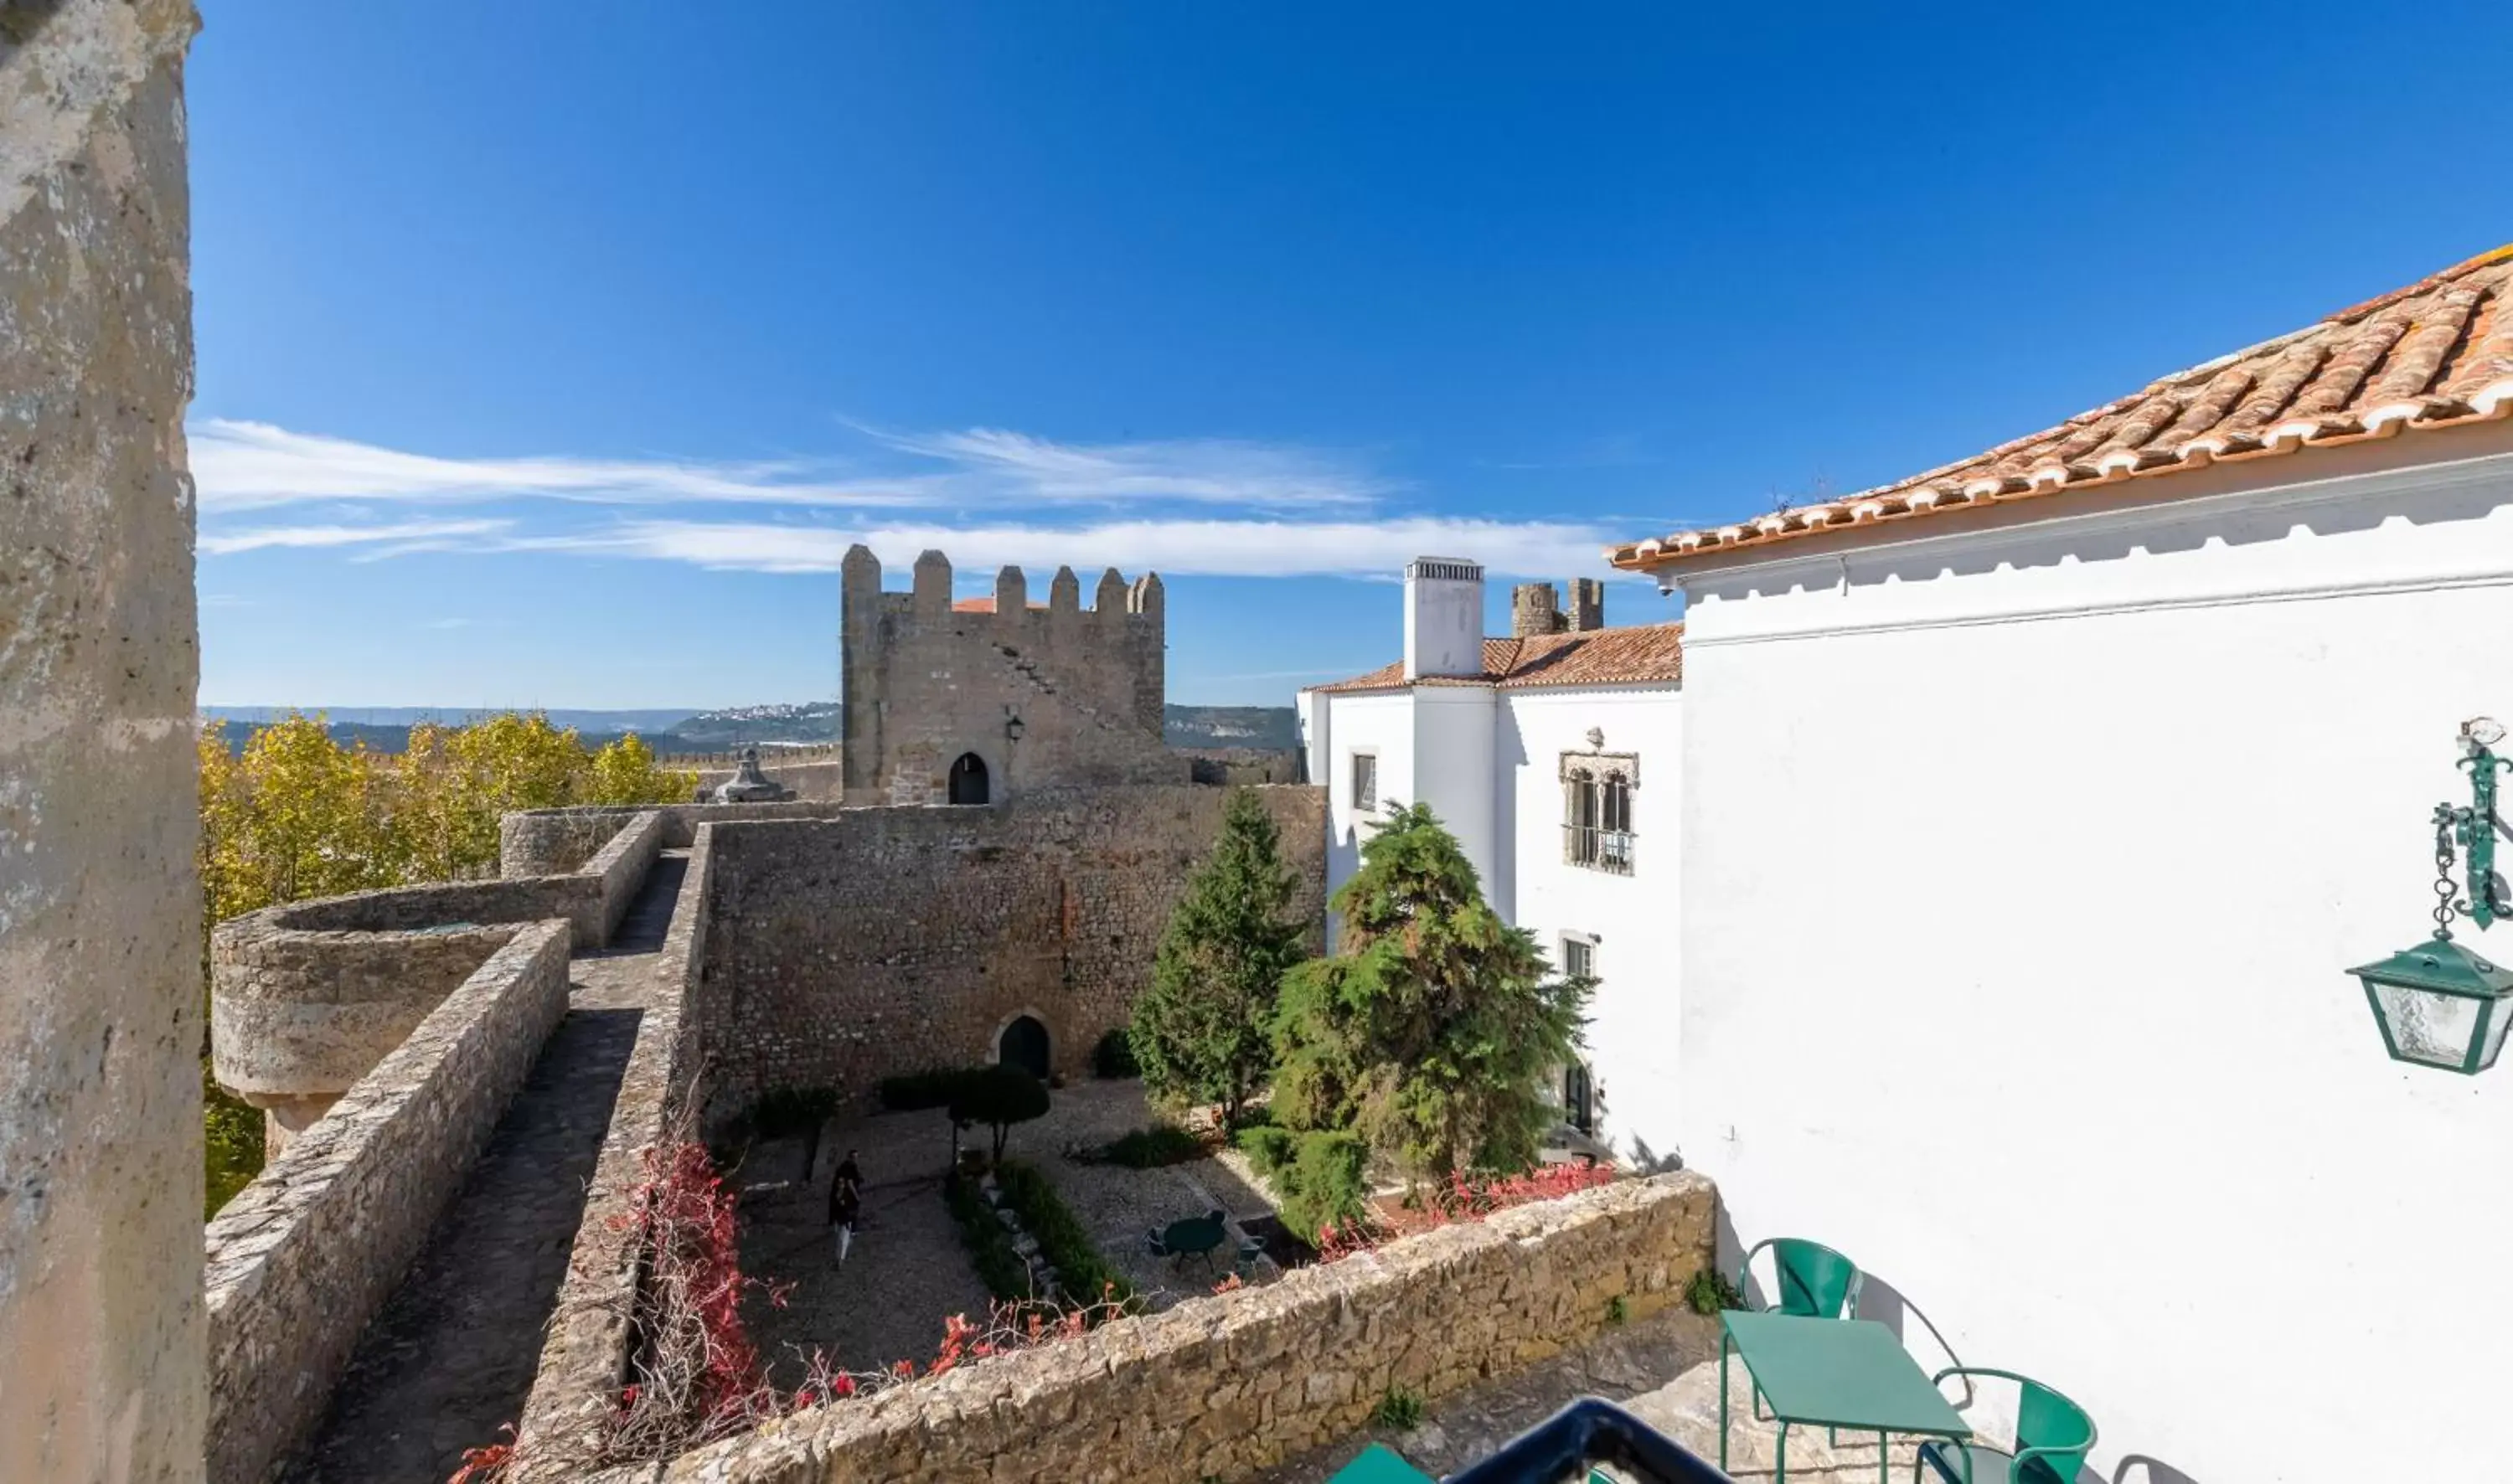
[828, 1170, 861, 1266]
[833, 1148, 862, 1192]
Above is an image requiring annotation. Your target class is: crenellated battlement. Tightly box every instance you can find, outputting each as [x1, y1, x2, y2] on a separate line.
[840, 546, 1175, 801]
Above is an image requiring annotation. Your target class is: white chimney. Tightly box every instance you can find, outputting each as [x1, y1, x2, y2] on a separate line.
[1403, 556, 1486, 680]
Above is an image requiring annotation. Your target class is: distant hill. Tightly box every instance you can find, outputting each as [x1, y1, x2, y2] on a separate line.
[1164, 705, 1300, 750]
[663, 701, 841, 750]
[205, 701, 1298, 756]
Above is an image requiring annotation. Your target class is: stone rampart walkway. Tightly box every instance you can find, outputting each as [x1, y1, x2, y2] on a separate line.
[280, 851, 689, 1484]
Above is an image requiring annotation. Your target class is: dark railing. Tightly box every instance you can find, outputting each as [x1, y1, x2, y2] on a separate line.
[1562, 824, 1636, 876]
[1445, 1398, 1733, 1483]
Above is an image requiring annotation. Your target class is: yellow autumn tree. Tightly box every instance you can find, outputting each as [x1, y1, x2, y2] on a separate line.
[198, 710, 695, 1213]
[588, 731, 694, 806]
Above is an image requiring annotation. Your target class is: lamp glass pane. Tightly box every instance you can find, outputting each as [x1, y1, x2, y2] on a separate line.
[2371, 982, 2485, 1069]
[2475, 1001, 2513, 1073]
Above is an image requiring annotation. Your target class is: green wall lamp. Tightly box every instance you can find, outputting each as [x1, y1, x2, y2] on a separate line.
[2347, 718, 2513, 1074]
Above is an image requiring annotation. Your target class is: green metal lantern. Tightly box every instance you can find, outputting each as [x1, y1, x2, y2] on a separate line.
[2349, 935, 2513, 1074]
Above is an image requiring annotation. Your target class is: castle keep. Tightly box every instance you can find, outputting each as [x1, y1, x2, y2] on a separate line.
[841, 545, 1174, 804]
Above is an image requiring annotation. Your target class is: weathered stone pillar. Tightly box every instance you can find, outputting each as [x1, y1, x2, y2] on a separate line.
[0, 3, 206, 1481]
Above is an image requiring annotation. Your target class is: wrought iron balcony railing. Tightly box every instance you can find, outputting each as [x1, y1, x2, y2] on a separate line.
[1562, 825, 1637, 875]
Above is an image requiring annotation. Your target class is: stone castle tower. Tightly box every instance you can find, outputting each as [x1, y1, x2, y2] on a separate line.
[1510, 577, 1605, 636]
[840, 547, 1176, 803]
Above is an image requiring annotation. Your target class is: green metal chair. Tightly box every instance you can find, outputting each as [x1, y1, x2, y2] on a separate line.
[1328, 1442, 1434, 1482]
[1737, 1236, 1863, 1319]
[1914, 1368, 2097, 1484]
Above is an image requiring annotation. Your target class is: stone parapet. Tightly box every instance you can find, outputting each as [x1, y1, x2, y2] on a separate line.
[512, 827, 721, 1481]
[204, 920, 574, 1484]
[585, 1171, 1716, 1483]
[501, 801, 852, 876]
[213, 812, 664, 1138]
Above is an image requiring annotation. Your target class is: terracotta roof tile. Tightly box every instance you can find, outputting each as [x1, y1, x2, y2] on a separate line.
[1306, 623, 1685, 694]
[1609, 246, 2513, 570]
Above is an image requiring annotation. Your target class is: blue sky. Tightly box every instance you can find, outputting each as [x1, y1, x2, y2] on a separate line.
[190, 1, 2513, 710]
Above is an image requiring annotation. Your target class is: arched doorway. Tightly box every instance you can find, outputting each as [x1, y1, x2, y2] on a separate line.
[947, 751, 989, 805]
[998, 1015, 1050, 1081]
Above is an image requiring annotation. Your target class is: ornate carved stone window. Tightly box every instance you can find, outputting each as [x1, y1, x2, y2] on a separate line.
[1561, 751, 1638, 874]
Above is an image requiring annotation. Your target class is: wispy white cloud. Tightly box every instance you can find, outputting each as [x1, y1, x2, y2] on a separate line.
[190, 419, 1391, 514]
[200, 518, 515, 555]
[190, 420, 935, 513]
[490, 516, 1614, 579]
[191, 421, 1638, 582]
[871, 425, 1393, 508]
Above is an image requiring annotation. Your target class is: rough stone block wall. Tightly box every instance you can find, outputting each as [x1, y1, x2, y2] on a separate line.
[591, 1172, 1716, 1484]
[204, 921, 573, 1484]
[211, 914, 519, 1107]
[513, 826, 721, 1481]
[585, 808, 667, 940]
[0, 4, 206, 1479]
[1183, 746, 1307, 786]
[698, 785, 1329, 1111]
[502, 800, 854, 877]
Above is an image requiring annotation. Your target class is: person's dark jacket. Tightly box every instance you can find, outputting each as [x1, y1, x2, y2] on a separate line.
[828, 1177, 860, 1228]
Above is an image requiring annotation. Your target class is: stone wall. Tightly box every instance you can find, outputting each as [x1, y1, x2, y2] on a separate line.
[699, 785, 1329, 1111]
[502, 800, 851, 876]
[589, 1172, 1716, 1484]
[585, 808, 668, 940]
[204, 921, 574, 1484]
[0, 3, 206, 1479]
[213, 812, 663, 1144]
[841, 547, 1177, 803]
[512, 827, 722, 1481]
[1182, 746, 1307, 786]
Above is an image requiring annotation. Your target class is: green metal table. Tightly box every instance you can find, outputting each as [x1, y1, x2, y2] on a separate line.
[1718, 1311, 1970, 1483]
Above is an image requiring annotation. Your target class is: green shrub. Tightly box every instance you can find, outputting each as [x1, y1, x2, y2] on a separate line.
[1685, 1266, 1744, 1316]
[1371, 1385, 1425, 1430]
[949, 1064, 1051, 1162]
[994, 1159, 1136, 1306]
[204, 1074, 264, 1219]
[1102, 1123, 1205, 1168]
[1274, 1129, 1371, 1244]
[1234, 1123, 1295, 1173]
[751, 1085, 841, 1137]
[880, 1066, 968, 1111]
[1606, 1294, 1629, 1325]
[944, 1172, 1032, 1302]
[1091, 1028, 1141, 1080]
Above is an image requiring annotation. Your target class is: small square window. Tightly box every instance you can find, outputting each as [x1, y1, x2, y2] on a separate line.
[1562, 935, 1594, 982]
[1350, 752, 1379, 813]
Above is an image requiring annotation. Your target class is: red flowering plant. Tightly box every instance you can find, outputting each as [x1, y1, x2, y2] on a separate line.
[1313, 1162, 1618, 1262]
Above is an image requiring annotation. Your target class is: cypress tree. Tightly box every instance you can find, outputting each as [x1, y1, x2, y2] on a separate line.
[1132, 788, 1307, 1126]
[1272, 801, 1592, 1188]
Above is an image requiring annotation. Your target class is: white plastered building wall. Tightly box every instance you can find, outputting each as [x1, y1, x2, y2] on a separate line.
[1667, 422, 2513, 1483]
[1502, 684, 1685, 1167]
[1303, 568, 1687, 1164]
